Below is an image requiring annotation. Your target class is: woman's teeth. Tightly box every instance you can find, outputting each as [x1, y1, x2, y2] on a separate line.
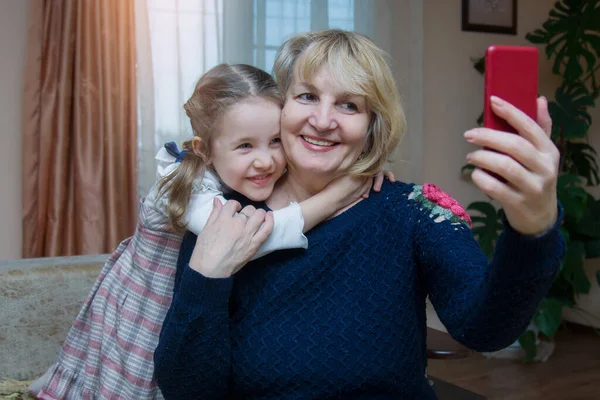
[302, 136, 336, 147]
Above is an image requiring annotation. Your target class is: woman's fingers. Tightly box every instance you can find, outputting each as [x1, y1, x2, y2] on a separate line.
[489, 96, 553, 153]
[465, 96, 559, 185]
[467, 149, 533, 192]
[464, 129, 544, 173]
[536, 96, 552, 137]
[470, 167, 522, 204]
[253, 211, 274, 245]
[221, 200, 242, 217]
[236, 205, 256, 222]
[190, 202, 273, 278]
[241, 207, 266, 235]
[205, 198, 224, 227]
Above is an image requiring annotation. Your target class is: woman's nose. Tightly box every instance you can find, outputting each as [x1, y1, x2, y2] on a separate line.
[308, 103, 338, 131]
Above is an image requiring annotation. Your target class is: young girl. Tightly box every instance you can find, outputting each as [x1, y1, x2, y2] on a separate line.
[32, 63, 392, 400]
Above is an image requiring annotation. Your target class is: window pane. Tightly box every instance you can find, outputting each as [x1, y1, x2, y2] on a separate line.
[328, 0, 354, 30]
[148, 0, 223, 144]
[254, 0, 354, 71]
[263, 0, 311, 46]
[265, 49, 278, 73]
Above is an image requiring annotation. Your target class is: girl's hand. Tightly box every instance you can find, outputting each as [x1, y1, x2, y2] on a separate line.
[464, 96, 559, 236]
[372, 170, 396, 194]
[189, 199, 274, 278]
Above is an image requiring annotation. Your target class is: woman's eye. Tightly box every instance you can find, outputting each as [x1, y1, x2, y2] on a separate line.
[298, 93, 317, 102]
[340, 102, 358, 112]
[237, 143, 251, 149]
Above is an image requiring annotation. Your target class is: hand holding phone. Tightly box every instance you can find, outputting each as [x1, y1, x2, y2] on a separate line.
[465, 45, 559, 236]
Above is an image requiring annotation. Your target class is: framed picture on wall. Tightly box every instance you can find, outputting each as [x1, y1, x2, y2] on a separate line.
[462, 0, 517, 35]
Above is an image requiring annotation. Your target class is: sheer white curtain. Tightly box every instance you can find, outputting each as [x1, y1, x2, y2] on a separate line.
[136, 0, 223, 197]
[135, 0, 421, 196]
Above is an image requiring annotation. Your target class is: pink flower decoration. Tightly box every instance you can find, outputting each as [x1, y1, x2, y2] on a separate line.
[422, 183, 472, 227]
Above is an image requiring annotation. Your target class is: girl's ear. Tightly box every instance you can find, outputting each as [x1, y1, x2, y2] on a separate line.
[192, 136, 211, 164]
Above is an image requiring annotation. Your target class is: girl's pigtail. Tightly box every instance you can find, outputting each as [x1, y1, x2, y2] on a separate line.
[158, 140, 207, 233]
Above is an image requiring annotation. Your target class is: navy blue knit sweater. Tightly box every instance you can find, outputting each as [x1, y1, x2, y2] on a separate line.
[154, 181, 564, 399]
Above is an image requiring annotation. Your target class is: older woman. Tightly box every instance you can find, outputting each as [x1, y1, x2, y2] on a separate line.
[154, 30, 564, 399]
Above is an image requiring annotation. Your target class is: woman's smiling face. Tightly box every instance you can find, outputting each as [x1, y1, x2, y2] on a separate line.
[280, 65, 371, 180]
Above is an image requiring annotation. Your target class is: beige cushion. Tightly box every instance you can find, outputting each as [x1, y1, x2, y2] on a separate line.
[0, 255, 108, 380]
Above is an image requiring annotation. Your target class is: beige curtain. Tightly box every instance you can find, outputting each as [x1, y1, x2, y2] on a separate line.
[22, 0, 137, 258]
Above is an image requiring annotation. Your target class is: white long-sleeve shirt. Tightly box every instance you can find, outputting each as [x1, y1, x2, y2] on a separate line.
[144, 148, 308, 259]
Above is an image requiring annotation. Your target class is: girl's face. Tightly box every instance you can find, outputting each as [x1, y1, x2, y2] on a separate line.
[280, 65, 371, 181]
[209, 97, 286, 202]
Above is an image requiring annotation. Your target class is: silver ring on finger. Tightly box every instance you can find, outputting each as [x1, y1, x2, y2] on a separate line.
[239, 211, 249, 219]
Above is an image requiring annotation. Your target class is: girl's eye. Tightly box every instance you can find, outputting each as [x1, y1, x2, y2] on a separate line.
[270, 137, 282, 145]
[297, 93, 317, 102]
[237, 143, 251, 150]
[340, 102, 358, 112]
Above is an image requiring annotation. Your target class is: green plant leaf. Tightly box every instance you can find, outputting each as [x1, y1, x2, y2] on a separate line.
[525, 29, 547, 44]
[472, 56, 485, 75]
[527, 0, 600, 82]
[588, 33, 600, 58]
[518, 330, 537, 363]
[467, 201, 497, 216]
[566, 57, 584, 81]
[560, 226, 571, 245]
[548, 271, 577, 308]
[557, 174, 588, 221]
[563, 142, 600, 186]
[533, 297, 564, 338]
[567, 194, 600, 238]
[549, 83, 594, 141]
[461, 163, 476, 175]
[562, 239, 591, 294]
[584, 239, 600, 258]
[467, 202, 502, 259]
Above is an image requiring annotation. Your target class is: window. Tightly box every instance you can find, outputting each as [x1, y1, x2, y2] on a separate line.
[253, 0, 354, 72]
[147, 0, 223, 147]
[327, 0, 354, 31]
[137, 0, 224, 197]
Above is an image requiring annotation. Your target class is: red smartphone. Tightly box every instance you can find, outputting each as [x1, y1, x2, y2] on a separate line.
[484, 45, 539, 133]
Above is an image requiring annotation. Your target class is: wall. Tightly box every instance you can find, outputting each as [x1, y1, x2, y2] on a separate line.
[0, 0, 30, 260]
[423, 0, 600, 329]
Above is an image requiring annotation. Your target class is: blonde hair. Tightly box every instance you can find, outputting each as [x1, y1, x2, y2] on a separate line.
[159, 64, 282, 232]
[273, 29, 406, 176]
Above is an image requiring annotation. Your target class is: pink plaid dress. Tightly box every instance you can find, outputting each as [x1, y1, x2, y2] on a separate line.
[34, 147, 307, 399]
[36, 199, 183, 400]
